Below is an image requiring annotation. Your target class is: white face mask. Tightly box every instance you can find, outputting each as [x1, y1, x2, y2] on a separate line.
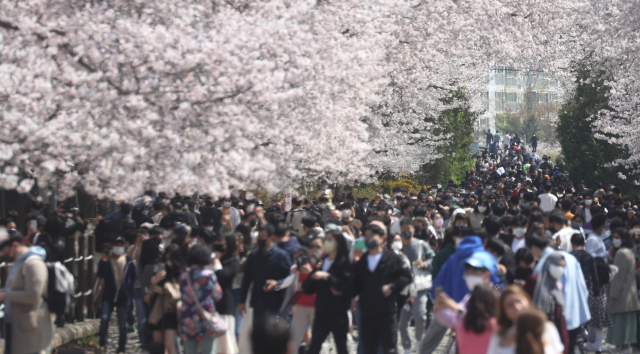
[432, 189, 437, 194]
[341, 209, 351, 218]
[205, 226, 214, 231]
[585, 199, 593, 206]
[323, 240, 336, 253]
[318, 203, 327, 209]
[435, 219, 444, 228]
[612, 238, 622, 248]
[189, 238, 198, 246]
[163, 230, 171, 238]
[513, 227, 526, 237]
[548, 265, 565, 279]
[112, 246, 125, 256]
[223, 202, 232, 208]
[520, 194, 524, 198]
[464, 274, 485, 291]
[392, 241, 403, 252]
[633, 228, 640, 236]
[478, 206, 487, 213]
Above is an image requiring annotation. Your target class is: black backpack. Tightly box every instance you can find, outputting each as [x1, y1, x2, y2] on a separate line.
[594, 257, 610, 285]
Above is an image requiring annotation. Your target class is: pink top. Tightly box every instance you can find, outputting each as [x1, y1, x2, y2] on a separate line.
[455, 317, 497, 354]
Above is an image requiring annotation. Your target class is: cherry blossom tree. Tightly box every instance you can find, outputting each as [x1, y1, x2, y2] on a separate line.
[0, 0, 406, 199]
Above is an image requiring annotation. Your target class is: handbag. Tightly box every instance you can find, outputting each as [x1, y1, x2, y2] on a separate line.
[148, 282, 181, 325]
[185, 269, 227, 338]
[412, 241, 432, 291]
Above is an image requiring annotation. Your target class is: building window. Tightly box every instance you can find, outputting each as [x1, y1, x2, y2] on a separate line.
[507, 92, 517, 111]
[506, 69, 518, 87]
[495, 92, 504, 112]
[481, 92, 489, 111]
[495, 69, 505, 85]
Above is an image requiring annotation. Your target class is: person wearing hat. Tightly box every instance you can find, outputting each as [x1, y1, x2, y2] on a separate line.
[0, 231, 53, 354]
[97, 236, 138, 353]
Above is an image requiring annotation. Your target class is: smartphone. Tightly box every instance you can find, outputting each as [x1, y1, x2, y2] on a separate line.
[29, 220, 37, 231]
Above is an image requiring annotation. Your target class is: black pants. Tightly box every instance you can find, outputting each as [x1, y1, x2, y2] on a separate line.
[361, 313, 398, 354]
[568, 327, 580, 354]
[307, 310, 349, 354]
[532, 145, 537, 152]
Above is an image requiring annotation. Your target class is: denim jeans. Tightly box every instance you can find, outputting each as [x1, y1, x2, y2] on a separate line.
[233, 288, 242, 341]
[133, 288, 148, 346]
[184, 337, 217, 354]
[99, 301, 128, 352]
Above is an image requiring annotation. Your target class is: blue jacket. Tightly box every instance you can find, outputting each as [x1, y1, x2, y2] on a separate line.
[534, 247, 591, 330]
[98, 256, 137, 306]
[431, 236, 502, 302]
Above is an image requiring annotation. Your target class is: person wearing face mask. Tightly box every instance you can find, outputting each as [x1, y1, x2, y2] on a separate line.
[585, 214, 609, 259]
[420, 235, 502, 354]
[398, 220, 435, 354]
[575, 193, 594, 223]
[389, 203, 415, 237]
[219, 197, 241, 232]
[0, 232, 53, 354]
[530, 233, 591, 354]
[469, 200, 489, 229]
[338, 204, 354, 224]
[570, 233, 609, 352]
[239, 223, 292, 320]
[504, 214, 528, 253]
[302, 231, 353, 354]
[97, 236, 138, 353]
[433, 251, 496, 329]
[523, 253, 569, 352]
[352, 224, 412, 354]
[428, 213, 445, 241]
[209, 233, 240, 354]
[606, 229, 640, 353]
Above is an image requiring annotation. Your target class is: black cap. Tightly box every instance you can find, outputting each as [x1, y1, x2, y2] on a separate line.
[113, 236, 126, 244]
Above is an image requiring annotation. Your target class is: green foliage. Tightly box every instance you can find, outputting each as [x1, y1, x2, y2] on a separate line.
[77, 334, 98, 346]
[556, 68, 637, 193]
[419, 89, 477, 185]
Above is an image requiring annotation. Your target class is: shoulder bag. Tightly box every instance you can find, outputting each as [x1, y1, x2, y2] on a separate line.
[185, 269, 227, 338]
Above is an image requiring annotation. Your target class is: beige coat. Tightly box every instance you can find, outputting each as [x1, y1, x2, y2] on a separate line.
[4, 255, 54, 354]
[609, 248, 640, 314]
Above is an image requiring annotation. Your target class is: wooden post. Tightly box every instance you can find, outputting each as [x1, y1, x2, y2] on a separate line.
[86, 235, 95, 319]
[75, 236, 85, 322]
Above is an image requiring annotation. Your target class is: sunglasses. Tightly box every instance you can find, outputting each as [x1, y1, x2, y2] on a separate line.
[310, 245, 322, 249]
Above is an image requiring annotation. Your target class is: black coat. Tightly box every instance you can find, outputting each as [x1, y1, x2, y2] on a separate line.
[302, 255, 353, 312]
[352, 249, 413, 317]
[215, 255, 240, 315]
[570, 249, 601, 295]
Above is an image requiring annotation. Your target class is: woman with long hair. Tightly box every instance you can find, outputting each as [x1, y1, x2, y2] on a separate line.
[302, 230, 353, 354]
[470, 199, 490, 229]
[526, 253, 569, 353]
[606, 228, 640, 353]
[487, 285, 532, 353]
[212, 233, 240, 354]
[148, 244, 186, 354]
[455, 284, 498, 354]
[515, 308, 564, 354]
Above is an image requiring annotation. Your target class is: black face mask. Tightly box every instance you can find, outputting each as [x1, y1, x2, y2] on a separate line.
[249, 219, 258, 228]
[257, 238, 267, 250]
[213, 244, 226, 253]
[365, 237, 378, 250]
[401, 230, 413, 240]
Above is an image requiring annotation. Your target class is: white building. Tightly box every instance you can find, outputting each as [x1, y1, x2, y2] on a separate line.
[478, 68, 562, 132]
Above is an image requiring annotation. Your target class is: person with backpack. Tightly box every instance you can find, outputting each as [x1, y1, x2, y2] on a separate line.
[98, 236, 138, 354]
[0, 233, 54, 354]
[570, 233, 610, 352]
[286, 197, 308, 235]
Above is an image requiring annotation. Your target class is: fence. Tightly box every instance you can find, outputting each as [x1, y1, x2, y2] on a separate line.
[0, 234, 97, 332]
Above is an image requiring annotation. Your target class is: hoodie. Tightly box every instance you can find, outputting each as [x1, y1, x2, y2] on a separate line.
[6, 245, 47, 323]
[431, 236, 502, 302]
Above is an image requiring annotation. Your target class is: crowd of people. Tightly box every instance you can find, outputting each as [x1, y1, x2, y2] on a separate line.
[0, 141, 640, 354]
